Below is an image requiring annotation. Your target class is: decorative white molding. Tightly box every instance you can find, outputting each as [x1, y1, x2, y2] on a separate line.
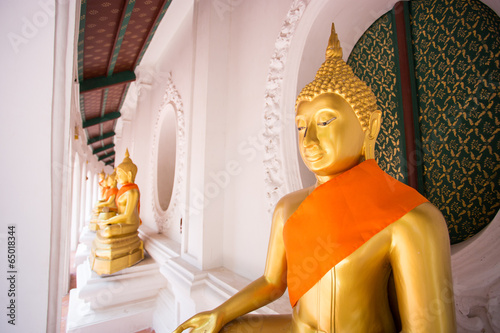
[262, 0, 310, 214]
[150, 72, 187, 233]
[451, 210, 500, 333]
[67, 254, 166, 333]
[158, 255, 292, 330]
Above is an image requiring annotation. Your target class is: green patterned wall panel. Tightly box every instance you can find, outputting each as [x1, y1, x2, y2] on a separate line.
[347, 13, 408, 183]
[410, 0, 500, 243]
[347, 0, 500, 244]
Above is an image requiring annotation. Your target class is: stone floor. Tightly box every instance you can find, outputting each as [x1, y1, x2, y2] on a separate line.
[59, 251, 155, 333]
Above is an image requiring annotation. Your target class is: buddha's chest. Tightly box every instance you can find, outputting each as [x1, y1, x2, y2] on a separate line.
[292, 227, 395, 333]
[115, 193, 128, 211]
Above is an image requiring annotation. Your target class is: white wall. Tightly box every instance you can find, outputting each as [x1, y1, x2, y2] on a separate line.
[222, 0, 296, 279]
[0, 0, 54, 331]
[116, 0, 294, 279]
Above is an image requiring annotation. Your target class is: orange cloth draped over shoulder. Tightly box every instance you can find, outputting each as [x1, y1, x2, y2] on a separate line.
[282, 159, 428, 307]
[101, 185, 109, 198]
[116, 183, 141, 224]
[104, 187, 118, 201]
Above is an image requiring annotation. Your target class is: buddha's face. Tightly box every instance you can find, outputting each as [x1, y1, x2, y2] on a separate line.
[295, 93, 365, 177]
[116, 168, 131, 185]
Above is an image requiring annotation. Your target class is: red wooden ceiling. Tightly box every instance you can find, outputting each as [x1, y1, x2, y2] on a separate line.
[78, 0, 171, 167]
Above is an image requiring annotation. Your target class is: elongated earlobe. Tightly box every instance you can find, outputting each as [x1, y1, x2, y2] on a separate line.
[363, 110, 382, 160]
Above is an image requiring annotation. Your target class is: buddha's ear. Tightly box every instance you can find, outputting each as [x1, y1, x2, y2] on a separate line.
[362, 110, 382, 160]
[367, 110, 381, 140]
[127, 171, 133, 183]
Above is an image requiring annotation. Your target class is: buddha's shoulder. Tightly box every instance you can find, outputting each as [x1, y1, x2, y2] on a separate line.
[273, 186, 314, 220]
[391, 201, 447, 236]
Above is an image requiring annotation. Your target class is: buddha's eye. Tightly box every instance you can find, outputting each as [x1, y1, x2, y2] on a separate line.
[318, 117, 336, 126]
[296, 118, 306, 131]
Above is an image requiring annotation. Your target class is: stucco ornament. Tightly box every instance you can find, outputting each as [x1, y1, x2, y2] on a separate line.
[150, 72, 187, 233]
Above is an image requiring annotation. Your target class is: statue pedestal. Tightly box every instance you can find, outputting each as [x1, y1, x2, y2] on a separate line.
[90, 231, 144, 275]
[66, 251, 167, 333]
[74, 226, 96, 267]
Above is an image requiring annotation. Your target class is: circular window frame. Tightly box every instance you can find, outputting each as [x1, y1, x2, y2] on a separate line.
[150, 73, 187, 233]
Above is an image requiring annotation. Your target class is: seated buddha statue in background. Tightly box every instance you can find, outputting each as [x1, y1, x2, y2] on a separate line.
[90, 149, 144, 275]
[174, 24, 456, 332]
[89, 171, 119, 231]
[98, 169, 107, 200]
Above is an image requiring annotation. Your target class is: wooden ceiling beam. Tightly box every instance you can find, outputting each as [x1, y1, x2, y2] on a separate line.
[133, 0, 172, 67]
[82, 111, 121, 128]
[87, 131, 115, 145]
[93, 143, 115, 155]
[107, 0, 136, 76]
[105, 159, 115, 166]
[79, 71, 135, 93]
[98, 152, 116, 161]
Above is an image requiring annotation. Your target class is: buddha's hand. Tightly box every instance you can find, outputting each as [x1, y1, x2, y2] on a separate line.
[172, 311, 225, 333]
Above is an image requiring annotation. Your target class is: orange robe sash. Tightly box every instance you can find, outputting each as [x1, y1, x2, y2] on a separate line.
[116, 183, 141, 224]
[101, 186, 109, 198]
[104, 187, 118, 201]
[282, 159, 428, 307]
[116, 183, 140, 214]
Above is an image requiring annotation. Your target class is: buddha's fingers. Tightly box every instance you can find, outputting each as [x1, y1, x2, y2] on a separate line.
[171, 322, 195, 333]
[171, 319, 205, 333]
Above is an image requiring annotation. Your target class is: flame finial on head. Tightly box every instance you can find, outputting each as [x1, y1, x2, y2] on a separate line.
[326, 23, 342, 60]
[117, 148, 138, 182]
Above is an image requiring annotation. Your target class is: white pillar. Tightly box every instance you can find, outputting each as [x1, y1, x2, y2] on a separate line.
[71, 154, 82, 251]
[84, 169, 93, 224]
[182, 0, 232, 271]
[79, 161, 87, 232]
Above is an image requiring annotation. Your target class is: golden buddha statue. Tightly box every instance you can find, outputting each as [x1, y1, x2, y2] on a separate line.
[98, 169, 106, 200]
[173, 24, 456, 332]
[89, 171, 119, 231]
[90, 149, 144, 275]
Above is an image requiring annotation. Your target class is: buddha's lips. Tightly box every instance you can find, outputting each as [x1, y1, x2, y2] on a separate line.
[305, 152, 323, 162]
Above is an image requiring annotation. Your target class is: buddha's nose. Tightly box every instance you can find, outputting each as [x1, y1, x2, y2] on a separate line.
[303, 123, 319, 147]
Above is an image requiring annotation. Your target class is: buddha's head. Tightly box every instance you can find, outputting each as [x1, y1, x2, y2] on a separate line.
[295, 24, 382, 179]
[99, 170, 105, 182]
[107, 170, 118, 187]
[116, 149, 138, 185]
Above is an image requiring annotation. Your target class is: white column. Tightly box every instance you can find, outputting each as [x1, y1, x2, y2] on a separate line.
[84, 169, 93, 224]
[92, 172, 99, 206]
[79, 161, 87, 232]
[183, 0, 231, 271]
[71, 154, 82, 251]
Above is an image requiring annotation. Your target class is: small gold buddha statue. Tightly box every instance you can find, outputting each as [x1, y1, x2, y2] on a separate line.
[89, 171, 119, 231]
[90, 149, 144, 275]
[173, 24, 456, 332]
[98, 169, 106, 200]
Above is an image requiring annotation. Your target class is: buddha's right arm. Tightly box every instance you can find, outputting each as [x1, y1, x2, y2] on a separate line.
[96, 195, 115, 208]
[173, 199, 289, 332]
[101, 190, 139, 225]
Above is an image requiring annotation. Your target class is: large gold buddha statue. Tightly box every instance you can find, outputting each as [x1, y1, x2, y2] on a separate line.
[89, 171, 119, 231]
[90, 149, 144, 275]
[173, 24, 456, 332]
